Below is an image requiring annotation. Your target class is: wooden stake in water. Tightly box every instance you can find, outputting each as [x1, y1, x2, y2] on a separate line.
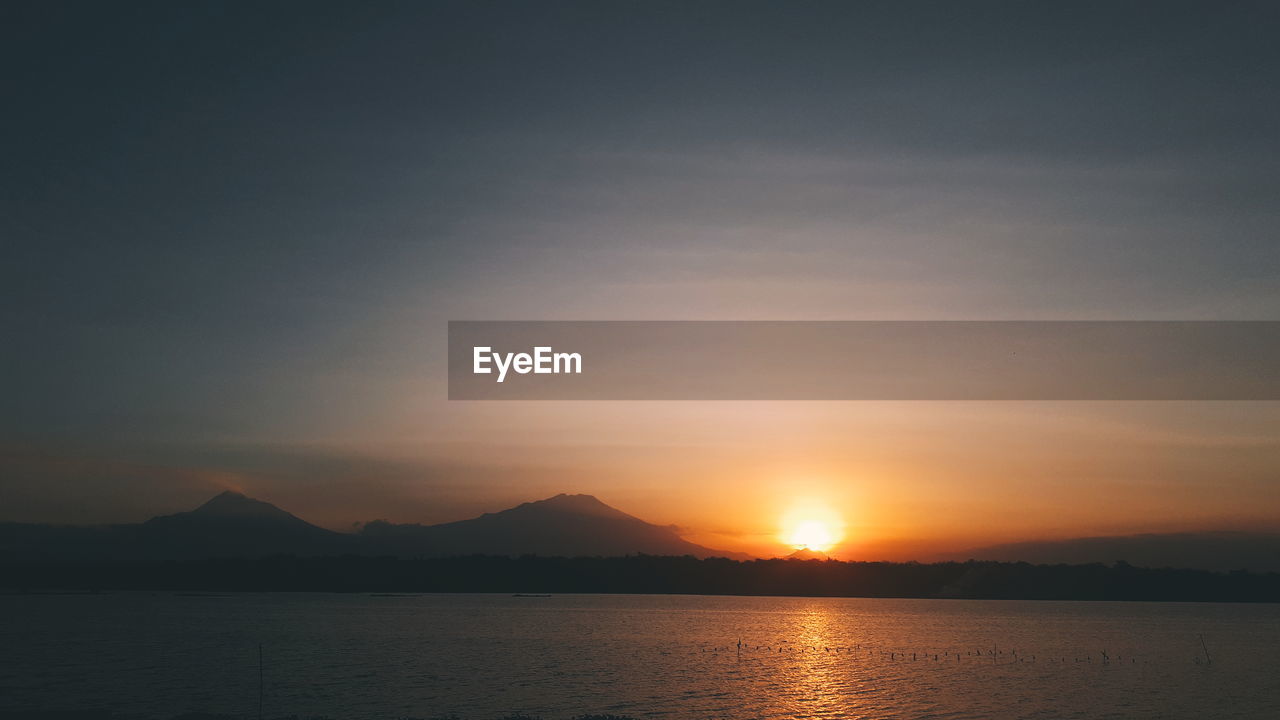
[258, 643, 264, 720]
[1199, 634, 1212, 666]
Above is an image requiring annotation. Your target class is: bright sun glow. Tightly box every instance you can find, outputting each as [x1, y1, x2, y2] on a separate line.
[787, 520, 837, 551]
[780, 500, 845, 552]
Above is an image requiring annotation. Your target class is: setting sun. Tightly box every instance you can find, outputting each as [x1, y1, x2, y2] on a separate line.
[787, 520, 838, 551]
[780, 500, 845, 552]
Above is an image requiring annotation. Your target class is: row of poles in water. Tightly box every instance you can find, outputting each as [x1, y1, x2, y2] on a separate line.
[697, 637, 1213, 666]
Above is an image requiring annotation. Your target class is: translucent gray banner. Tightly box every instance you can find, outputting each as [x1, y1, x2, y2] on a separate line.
[448, 321, 1280, 400]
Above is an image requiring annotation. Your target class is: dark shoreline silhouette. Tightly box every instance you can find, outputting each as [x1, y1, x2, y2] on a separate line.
[4, 554, 1278, 602]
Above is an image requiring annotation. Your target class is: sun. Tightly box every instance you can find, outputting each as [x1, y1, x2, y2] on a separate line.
[787, 520, 838, 551]
[780, 500, 844, 552]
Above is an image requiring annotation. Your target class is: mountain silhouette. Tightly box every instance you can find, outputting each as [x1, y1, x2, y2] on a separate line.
[0, 491, 749, 563]
[14, 492, 1275, 570]
[360, 493, 750, 559]
[786, 547, 830, 560]
[128, 490, 350, 559]
[188, 490, 311, 521]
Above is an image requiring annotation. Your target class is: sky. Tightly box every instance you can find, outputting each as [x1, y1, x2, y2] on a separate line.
[3, 1, 1279, 559]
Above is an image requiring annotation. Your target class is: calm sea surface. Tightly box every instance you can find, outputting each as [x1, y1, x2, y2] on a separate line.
[2, 593, 1278, 719]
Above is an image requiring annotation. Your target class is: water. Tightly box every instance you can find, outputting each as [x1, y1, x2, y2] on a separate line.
[1, 593, 1277, 719]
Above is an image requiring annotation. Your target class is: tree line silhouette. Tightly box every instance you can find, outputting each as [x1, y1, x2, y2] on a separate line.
[4, 555, 1279, 601]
